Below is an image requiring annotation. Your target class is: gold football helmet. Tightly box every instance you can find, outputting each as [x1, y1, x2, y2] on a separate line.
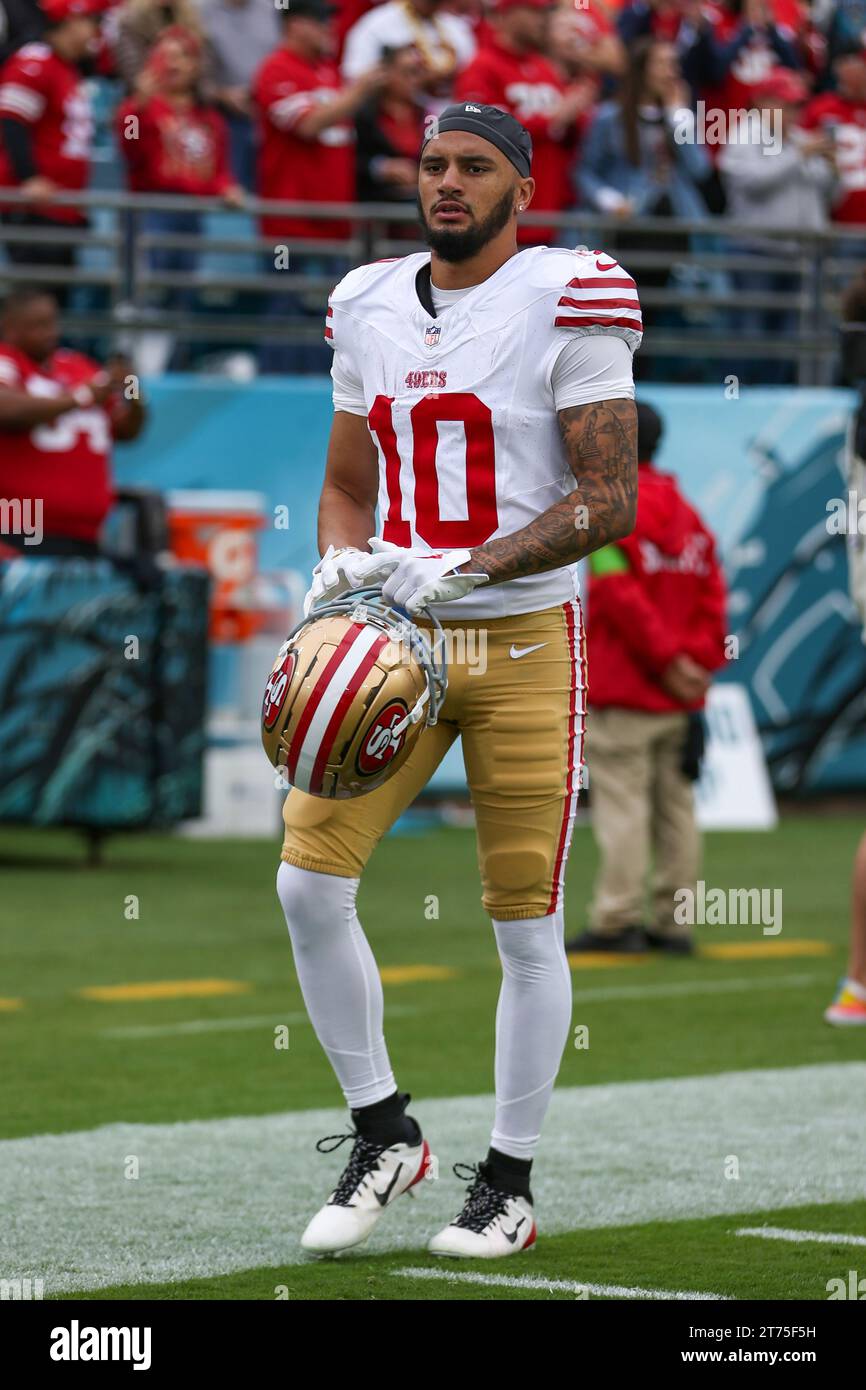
[261, 589, 447, 799]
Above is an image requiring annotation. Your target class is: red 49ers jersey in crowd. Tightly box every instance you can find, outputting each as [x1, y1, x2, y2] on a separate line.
[454, 37, 572, 240]
[116, 95, 234, 196]
[800, 93, 866, 224]
[0, 345, 116, 542]
[0, 42, 92, 223]
[253, 47, 354, 240]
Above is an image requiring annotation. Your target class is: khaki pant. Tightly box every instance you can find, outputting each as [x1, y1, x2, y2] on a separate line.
[586, 706, 699, 938]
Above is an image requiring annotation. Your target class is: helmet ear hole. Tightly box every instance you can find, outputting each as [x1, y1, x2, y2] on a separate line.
[261, 589, 447, 800]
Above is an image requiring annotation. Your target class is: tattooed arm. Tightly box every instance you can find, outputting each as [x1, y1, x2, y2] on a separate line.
[460, 398, 638, 585]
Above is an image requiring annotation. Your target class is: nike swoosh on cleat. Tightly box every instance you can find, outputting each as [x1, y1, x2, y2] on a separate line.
[374, 1163, 404, 1206]
[503, 1217, 526, 1245]
[509, 643, 547, 659]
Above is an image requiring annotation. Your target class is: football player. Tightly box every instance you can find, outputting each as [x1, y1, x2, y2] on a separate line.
[277, 102, 641, 1257]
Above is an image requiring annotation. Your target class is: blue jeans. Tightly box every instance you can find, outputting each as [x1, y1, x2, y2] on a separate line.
[142, 208, 202, 311]
[258, 252, 348, 375]
[730, 248, 800, 386]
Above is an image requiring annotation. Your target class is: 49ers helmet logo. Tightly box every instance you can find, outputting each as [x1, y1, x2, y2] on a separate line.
[262, 648, 297, 731]
[357, 700, 409, 777]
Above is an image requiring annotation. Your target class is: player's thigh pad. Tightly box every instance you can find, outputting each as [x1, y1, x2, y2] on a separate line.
[281, 715, 458, 877]
[461, 601, 586, 920]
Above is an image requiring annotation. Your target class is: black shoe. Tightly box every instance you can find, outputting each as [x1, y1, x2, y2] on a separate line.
[645, 930, 695, 956]
[565, 925, 648, 954]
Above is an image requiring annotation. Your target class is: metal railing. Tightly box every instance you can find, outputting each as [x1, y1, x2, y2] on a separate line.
[0, 187, 860, 382]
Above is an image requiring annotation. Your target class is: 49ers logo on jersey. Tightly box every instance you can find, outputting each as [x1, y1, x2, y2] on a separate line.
[357, 700, 409, 777]
[405, 370, 447, 389]
[262, 648, 297, 731]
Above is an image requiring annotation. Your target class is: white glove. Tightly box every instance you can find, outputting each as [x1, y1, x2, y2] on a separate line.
[367, 537, 489, 614]
[303, 544, 393, 616]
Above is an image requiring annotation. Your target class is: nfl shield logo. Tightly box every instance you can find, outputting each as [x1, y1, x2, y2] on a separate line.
[424, 324, 441, 348]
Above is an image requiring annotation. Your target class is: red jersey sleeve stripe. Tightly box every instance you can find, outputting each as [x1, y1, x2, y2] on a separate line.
[558, 296, 641, 312]
[324, 326, 333, 340]
[555, 315, 643, 332]
[566, 276, 637, 291]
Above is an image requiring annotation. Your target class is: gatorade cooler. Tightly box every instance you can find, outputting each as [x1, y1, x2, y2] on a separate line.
[167, 490, 266, 642]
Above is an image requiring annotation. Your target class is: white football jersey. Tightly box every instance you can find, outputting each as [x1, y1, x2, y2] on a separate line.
[326, 245, 642, 619]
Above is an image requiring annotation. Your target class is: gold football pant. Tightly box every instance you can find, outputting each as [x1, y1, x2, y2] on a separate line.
[281, 600, 586, 921]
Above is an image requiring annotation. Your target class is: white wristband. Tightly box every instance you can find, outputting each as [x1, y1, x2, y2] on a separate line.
[72, 385, 95, 408]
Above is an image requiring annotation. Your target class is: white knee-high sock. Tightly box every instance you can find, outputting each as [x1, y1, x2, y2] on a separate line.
[491, 910, 573, 1161]
[276, 861, 396, 1109]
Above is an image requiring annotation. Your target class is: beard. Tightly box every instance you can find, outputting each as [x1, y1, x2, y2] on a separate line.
[418, 187, 516, 262]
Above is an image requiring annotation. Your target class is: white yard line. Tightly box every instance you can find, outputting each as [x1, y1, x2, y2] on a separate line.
[100, 1004, 419, 1040]
[391, 1267, 730, 1300]
[1, 1062, 864, 1295]
[735, 1226, 866, 1249]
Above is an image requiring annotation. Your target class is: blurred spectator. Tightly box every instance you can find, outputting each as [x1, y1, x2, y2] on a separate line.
[0, 285, 146, 559]
[576, 37, 711, 220]
[342, 0, 475, 91]
[551, 1, 626, 89]
[454, 0, 592, 243]
[200, 0, 281, 189]
[254, 0, 385, 240]
[720, 67, 833, 381]
[253, 0, 386, 372]
[110, 0, 207, 91]
[355, 42, 427, 207]
[116, 26, 243, 369]
[566, 401, 727, 957]
[616, 0, 719, 99]
[814, 0, 866, 68]
[0, 0, 105, 303]
[801, 41, 866, 226]
[117, 27, 243, 204]
[0, 0, 44, 66]
[701, 0, 803, 115]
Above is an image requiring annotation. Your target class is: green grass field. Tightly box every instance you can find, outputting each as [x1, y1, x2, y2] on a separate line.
[1, 814, 864, 1301]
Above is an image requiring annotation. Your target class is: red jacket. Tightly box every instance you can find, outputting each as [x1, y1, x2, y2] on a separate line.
[586, 462, 728, 713]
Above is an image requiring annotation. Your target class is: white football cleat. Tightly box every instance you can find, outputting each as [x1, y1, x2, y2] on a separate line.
[301, 1125, 430, 1255]
[428, 1162, 537, 1259]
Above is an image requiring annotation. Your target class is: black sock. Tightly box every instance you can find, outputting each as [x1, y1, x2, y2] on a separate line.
[483, 1147, 533, 1200]
[351, 1090, 420, 1146]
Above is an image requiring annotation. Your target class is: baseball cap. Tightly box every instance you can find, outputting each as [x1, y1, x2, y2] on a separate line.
[278, 0, 337, 20]
[754, 67, 809, 104]
[41, 0, 108, 20]
[422, 102, 533, 177]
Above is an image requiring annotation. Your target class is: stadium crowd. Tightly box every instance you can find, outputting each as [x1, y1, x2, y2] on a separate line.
[0, 0, 862, 376]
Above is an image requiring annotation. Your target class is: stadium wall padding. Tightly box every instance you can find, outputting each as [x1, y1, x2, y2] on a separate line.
[0, 559, 209, 830]
[113, 379, 866, 796]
